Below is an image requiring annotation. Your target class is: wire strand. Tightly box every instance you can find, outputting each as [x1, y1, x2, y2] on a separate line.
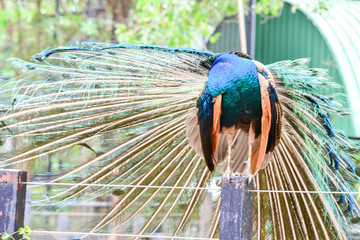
[23, 181, 360, 195]
[24, 181, 221, 191]
[248, 189, 358, 195]
[31, 230, 219, 240]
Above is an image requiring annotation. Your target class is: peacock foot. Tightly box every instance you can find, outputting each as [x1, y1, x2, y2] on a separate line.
[246, 174, 255, 185]
[223, 168, 232, 181]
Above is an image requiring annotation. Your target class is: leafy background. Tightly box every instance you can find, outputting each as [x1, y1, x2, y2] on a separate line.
[0, 0, 295, 73]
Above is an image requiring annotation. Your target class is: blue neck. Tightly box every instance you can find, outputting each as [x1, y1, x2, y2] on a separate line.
[206, 53, 262, 126]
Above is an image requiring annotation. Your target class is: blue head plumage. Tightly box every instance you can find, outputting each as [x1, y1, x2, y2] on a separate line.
[204, 53, 261, 126]
[207, 53, 258, 97]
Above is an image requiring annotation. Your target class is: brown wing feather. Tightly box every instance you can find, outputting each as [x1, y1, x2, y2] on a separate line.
[211, 94, 222, 161]
[251, 73, 272, 175]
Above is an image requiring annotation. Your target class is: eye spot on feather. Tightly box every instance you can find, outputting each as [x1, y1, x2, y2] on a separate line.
[112, 189, 124, 196]
[26, 65, 36, 70]
[311, 70, 318, 76]
[32, 55, 44, 61]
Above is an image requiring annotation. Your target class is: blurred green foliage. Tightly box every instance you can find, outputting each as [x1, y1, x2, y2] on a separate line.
[256, 0, 283, 16]
[0, 0, 290, 72]
[0, 0, 107, 71]
[114, 0, 238, 47]
[0, 0, 237, 72]
[0, 0, 334, 73]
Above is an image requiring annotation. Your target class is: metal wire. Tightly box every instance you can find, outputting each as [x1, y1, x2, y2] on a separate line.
[31, 230, 219, 240]
[248, 189, 359, 194]
[24, 181, 360, 195]
[23, 181, 221, 191]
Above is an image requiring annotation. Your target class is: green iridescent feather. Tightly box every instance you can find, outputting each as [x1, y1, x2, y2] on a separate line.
[0, 42, 359, 239]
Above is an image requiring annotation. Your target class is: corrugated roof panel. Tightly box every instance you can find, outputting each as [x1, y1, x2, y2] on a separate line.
[287, 0, 360, 136]
[207, 18, 240, 53]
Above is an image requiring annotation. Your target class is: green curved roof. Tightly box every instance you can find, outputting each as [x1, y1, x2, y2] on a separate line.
[207, 0, 360, 137]
[287, 0, 360, 137]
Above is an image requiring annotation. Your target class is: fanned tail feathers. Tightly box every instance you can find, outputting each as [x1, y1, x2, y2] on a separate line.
[0, 43, 359, 239]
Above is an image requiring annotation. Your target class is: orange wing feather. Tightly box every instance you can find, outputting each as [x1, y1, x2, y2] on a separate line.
[251, 74, 272, 175]
[211, 94, 222, 165]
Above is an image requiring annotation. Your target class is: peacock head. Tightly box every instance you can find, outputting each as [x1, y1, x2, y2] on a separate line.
[206, 53, 258, 97]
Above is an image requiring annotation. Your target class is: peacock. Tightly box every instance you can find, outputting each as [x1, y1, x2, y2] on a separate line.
[0, 42, 359, 239]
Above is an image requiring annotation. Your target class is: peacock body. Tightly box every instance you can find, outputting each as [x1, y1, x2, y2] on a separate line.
[0, 42, 359, 239]
[191, 52, 280, 176]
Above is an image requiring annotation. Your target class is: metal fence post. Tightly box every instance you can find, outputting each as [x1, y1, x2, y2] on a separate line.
[0, 169, 27, 240]
[219, 176, 254, 240]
